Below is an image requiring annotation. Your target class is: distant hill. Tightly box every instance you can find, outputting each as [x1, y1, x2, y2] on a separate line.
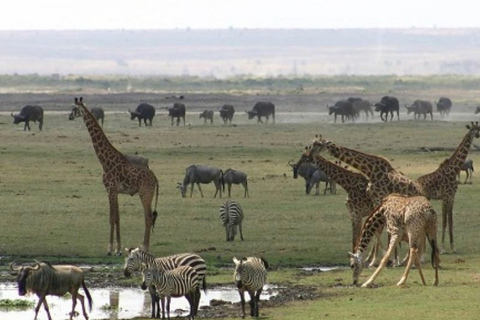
[1, 28, 480, 77]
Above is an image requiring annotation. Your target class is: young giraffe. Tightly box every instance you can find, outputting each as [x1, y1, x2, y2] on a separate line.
[74, 97, 159, 255]
[416, 122, 480, 253]
[349, 193, 440, 288]
[307, 135, 425, 205]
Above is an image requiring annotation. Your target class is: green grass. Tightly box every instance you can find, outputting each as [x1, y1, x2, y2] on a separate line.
[2, 105, 480, 319]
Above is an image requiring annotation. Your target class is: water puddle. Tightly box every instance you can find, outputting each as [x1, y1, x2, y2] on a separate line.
[0, 283, 278, 320]
[301, 266, 342, 272]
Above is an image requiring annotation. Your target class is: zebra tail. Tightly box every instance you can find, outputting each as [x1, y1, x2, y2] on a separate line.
[202, 275, 207, 293]
[260, 257, 269, 269]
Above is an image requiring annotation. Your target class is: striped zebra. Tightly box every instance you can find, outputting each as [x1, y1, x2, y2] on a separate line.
[219, 200, 244, 241]
[233, 256, 269, 318]
[141, 265, 199, 320]
[123, 248, 207, 318]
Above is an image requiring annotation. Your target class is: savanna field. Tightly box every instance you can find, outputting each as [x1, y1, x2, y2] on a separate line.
[1, 75, 480, 319]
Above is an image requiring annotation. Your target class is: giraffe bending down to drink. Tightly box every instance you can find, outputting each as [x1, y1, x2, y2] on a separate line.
[74, 97, 160, 255]
[349, 194, 440, 288]
[416, 122, 480, 253]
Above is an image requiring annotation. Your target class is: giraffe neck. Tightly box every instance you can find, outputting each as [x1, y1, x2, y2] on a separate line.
[446, 129, 475, 171]
[325, 141, 381, 178]
[355, 206, 386, 253]
[314, 155, 367, 192]
[76, 102, 124, 169]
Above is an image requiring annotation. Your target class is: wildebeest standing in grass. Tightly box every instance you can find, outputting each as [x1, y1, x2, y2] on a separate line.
[129, 103, 156, 127]
[177, 165, 224, 198]
[11, 105, 44, 131]
[219, 104, 235, 124]
[458, 159, 474, 184]
[70, 106, 105, 126]
[374, 96, 400, 122]
[246, 101, 275, 124]
[327, 100, 357, 123]
[167, 102, 186, 126]
[405, 100, 433, 120]
[199, 110, 214, 124]
[10, 260, 93, 320]
[223, 168, 249, 197]
[289, 160, 333, 195]
[348, 97, 373, 120]
[436, 97, 452, 117]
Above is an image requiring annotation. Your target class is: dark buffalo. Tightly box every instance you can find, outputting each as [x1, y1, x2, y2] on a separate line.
[405, 100, 433, 120]
[167, 102, 186, 126]
[11, 105, 44, 131]
[348, 97, 373, 120]
[129, 103, 156, 127]
[69, 106, 105, 125]
[327, 100, 357, 123]
[219, 104, 235, 124]
[374, 96, 400, 122]
[436, 97, 452, 117]
[246, 102, 275, 124]
[199, 110, 214, 124]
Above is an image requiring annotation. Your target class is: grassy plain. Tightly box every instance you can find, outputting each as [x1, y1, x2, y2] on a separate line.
[1, 89, 480, 319]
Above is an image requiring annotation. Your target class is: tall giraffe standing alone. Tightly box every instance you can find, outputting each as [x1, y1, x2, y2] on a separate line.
[74, 97, 159, 255]
[350, 194, 440, 287]
[307, 135, 425, 205]
[416, 122, 480, 253]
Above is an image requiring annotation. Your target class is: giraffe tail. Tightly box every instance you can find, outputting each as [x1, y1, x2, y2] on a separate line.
[151, 180, 160, 231]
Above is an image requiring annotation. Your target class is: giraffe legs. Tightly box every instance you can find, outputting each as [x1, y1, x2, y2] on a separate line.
[108, 192, 121, 255]
[361, 233, 400, 288]
[396, 247, 426, 286]
[140, 190, 155, 253]
[441, 199, 456, 254]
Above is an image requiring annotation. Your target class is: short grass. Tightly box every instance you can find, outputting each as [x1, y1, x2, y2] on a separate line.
[2, 109, 480, 319]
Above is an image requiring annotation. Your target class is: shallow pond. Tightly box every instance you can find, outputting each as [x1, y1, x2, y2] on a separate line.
[0, 283, 278, 320]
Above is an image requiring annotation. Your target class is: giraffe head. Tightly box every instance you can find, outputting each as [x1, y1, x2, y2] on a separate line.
[307, 135, 328, 158]
[348, 251, 364, 286]
[466, 121, 480, 138]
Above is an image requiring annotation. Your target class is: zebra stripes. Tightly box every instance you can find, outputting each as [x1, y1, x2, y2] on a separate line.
[233, 256, 268, 318]
[141, 265, 200, 320]
[219, 200, 244, 241]
[123, 248, 207, 318]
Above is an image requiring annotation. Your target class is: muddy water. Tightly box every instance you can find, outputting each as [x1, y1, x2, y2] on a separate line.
[0, 283, 278, 320]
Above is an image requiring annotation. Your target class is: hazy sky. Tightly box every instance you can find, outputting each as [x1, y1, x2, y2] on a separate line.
[1, 0, 478, 30]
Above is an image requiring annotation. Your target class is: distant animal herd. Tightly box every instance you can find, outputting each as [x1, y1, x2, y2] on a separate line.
[6, 95, 478, 320]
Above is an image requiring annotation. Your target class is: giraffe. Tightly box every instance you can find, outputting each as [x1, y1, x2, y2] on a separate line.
[416, 122, 480, 253]
[349, 194, 440, 288]
[306, 135, 425, 205]
[73, 97, 160, 255]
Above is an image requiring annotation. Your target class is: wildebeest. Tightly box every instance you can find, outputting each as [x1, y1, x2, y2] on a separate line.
[10, 260, 93, 320]
[289, 161, 333, 195]
[223, 169, 249, 197]
[435, 97, 452, 117]
[348, 97, 373, 120]
[167, 102, 186, 126]
[459, 159, 474, 184]
[307, 168, 336, 195]
[11, 105, 44, 131]
[177, 165, 224, 198]
[219, 104, 235, 124]
[246, 102, 275, 124]
[405, 100, 433, 120]
[475, 106, 480, 115]
[374, 96, 400, 122]
[129, 103, 156, 127]
[199, 110, 214, 124]
[69, 106, 105, 125]
[327, 100, 357, 123]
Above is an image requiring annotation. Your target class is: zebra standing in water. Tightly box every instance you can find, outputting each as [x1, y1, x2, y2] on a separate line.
[141, 265, 200, 320]
[233, 256, 268, 318]
[123, 248, 207, 318]
[219, 200, 244, 241]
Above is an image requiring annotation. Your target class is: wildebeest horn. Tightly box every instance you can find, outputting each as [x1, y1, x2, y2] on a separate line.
[288, 159, 296, 167]
[10, 112, 15, 118]
[9, 261, 21, 274]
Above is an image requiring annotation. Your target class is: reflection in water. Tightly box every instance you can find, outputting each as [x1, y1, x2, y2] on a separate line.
[0, 283, 277, 320]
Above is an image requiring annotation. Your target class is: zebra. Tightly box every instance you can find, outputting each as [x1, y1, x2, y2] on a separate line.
[123, 248, 207, 318]
[141, 265, 199, 320]
[233, 256, 268, 318]
[223, 168, 250, 198]
[219, 200, 244, 241]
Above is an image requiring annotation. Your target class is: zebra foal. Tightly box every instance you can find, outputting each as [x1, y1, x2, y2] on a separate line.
[220, 200, 244, 241]
[233, 256, 268, 318]
[123, 248, 207, 318]
[141, 265, 200, 320]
